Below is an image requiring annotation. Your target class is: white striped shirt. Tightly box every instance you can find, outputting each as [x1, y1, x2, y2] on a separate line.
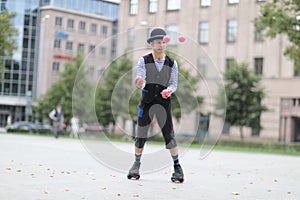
[136, 57, 178, 93]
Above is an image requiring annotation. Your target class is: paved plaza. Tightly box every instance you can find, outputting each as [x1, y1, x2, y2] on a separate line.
[0, 133, 299, 200]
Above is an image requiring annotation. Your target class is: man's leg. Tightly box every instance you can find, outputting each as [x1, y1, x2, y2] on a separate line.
[128, 102, 152, 179]
[156, 101, 184, 182]
[53, 122, 59, 138]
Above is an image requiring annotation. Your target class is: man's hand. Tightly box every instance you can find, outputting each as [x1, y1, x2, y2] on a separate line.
[161, 89, 171, 99]
[134, 76, 144, 89]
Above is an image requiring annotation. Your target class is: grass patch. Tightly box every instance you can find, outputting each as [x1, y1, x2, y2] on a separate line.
[2, 131, 300, 156]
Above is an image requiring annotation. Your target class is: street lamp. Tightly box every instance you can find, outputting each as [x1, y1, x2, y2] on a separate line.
[36, 14, 50, 99]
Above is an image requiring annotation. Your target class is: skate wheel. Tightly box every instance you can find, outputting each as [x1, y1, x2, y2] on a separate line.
[127, 174, 140, 180]
[171, 177, 184, 183]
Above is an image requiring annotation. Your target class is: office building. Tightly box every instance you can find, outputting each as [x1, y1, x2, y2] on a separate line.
[118, 0, 300, 142]
[0, 0, 119, 125]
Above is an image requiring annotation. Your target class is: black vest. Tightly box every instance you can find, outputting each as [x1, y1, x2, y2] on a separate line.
[141, 53, 174, 103]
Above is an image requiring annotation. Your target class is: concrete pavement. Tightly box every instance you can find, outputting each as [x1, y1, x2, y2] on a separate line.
[0, 133, 299, 200]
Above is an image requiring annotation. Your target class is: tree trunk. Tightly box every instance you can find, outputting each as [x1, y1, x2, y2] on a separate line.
[240, 126, 244, 140]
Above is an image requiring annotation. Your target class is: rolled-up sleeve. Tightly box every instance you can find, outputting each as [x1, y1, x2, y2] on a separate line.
[167, 60, 178, 93]
[136, 57, 146, 88]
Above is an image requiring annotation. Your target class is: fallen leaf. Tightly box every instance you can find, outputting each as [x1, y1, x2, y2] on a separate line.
[16, 169, 22, 172]
[65, 189, 70, 192]
[274, 179, 278, 183]
[226, 173, 231, 177]
[232, 192, 239, 195]
[267, 189, 272, 192]
[249, 182, 253, 185]
[117, 193, 121, 196]
[287, 192, 291, 195]
[87, 172, 95, 176]
[132, 193, 139, 197]
[5, 167, 12, 170]
[101, 187, 106, 190]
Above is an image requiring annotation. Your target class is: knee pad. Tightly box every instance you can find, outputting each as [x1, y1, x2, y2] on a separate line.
[135, 137, 147, 148]
[166, 138, 177, 149]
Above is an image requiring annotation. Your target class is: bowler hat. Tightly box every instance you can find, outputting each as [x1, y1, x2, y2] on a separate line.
[147, 28, 166, 43]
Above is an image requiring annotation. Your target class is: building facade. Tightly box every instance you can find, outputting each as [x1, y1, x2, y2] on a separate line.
[0, 0, 119, 126]
[118, 0, 300, 142]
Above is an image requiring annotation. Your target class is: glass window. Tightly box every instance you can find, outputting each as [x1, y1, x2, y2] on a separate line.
[12, 83, 18, 95]
[294, 60, 300, 77]
[54, 39, 61, 49]
[228, 0, 239, 4]
[227, 19, 237, 43]
[199, 21, 209, 44]
[166, 24, 179, 45]
[24, 15, 30, 26]
[200, 0, 211, 7]
[197, 57, 207, 76]
[55, 16, 62, 27]
[254, 57, 263, 75]
[100, 46, 107, 58]
[130, 0, 138, 15]
[149, 0, 158, 13]
[101, 25, 108, 37]
[67, 19, 74, 29]
[226, 58, 236, 70]
[78, 43, 84, 53]
[52, 62, 60, 72]
[255, 19, 265, 42]
[66, 41, 73, 51]
[89, 45, 96, 54]
[167, 0, 181, 10]
[90, 23, 97, 34]
[79, 21, 86, 32]
[128, 28, 136, 49]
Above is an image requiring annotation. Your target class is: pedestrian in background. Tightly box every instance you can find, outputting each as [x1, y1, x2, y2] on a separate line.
[49, 104, 64, 139]
[70, 115, 79, 138]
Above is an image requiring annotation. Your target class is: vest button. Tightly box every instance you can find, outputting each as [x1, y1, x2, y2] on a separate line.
[155, 85, 158, 88]
[155, 94, 158, 97]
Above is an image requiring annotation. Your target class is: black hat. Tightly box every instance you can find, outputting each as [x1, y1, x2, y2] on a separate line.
[147, 28, 166, 43]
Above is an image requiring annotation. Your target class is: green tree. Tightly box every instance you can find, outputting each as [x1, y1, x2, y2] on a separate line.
[215, 62, 268, 140]
[36, 54, 93, 124]
[167, 51, 203, 121]
[255, 0, 300, 69]
[0, 10, 18, 77]
[95, 55, 133, 128]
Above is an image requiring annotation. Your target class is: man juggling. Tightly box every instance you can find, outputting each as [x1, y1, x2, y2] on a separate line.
[127, 28, 184, 183]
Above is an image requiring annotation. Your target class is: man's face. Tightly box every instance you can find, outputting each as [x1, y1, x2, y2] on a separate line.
[150, 39, 167, 52]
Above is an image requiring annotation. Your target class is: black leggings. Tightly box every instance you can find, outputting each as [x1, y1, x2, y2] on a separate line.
[135, 99, 177, 149]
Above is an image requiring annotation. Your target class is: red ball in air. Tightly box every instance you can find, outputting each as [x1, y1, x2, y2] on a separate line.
[178, 36, 186, 43]
[163, 36, 170, 43]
